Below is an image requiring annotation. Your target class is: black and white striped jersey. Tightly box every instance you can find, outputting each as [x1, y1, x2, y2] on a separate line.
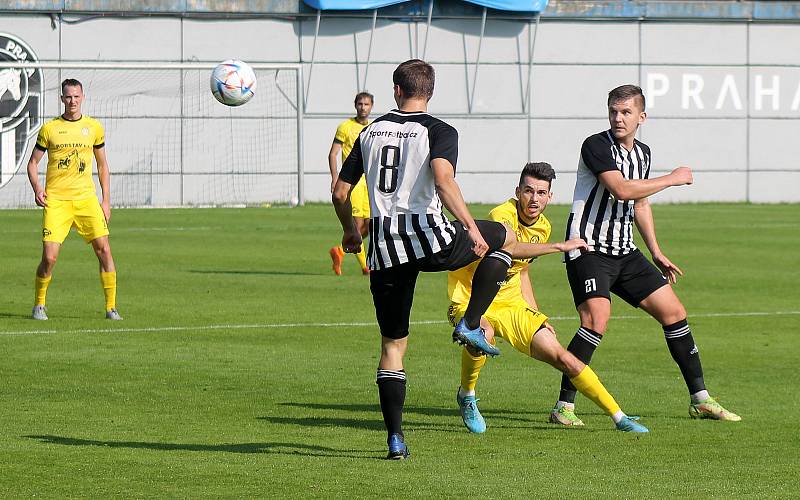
[339, 109, 458, 270]
[565, 130, 651, 261]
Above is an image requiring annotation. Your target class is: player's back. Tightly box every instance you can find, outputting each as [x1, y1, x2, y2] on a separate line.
[352, 109, 459, 269]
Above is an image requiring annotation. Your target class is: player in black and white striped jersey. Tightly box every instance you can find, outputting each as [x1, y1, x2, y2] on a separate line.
[332, 59, 518, 459]
[550, 84, 740, 427]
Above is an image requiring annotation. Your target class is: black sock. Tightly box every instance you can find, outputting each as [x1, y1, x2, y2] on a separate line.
[376, 369, 406, 440]
[464, 250, 512, 329]
[559, 327, 602, 403]
[664, 319, 706, 395]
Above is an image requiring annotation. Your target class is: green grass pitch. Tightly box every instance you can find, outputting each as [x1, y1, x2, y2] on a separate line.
[1, 203, 798, 498]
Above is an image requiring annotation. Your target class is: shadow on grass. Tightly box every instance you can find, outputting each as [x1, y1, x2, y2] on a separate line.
[24, 434, 377, 458]
[187, 269, 325, 277]
[0, 312, 37, 319]
[270, 402, 579, 432]
[257, 415, 466, 434]
[279, 401, 556, 421]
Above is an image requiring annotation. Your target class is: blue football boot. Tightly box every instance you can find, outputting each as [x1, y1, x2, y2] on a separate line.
[457, 390, 486, 434]
[386, 433, 409, 460]
[615, 416, 650, 433]
[452, 318, 500, 357]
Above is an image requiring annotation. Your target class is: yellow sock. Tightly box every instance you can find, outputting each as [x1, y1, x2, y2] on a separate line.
[460, 347, 487, 392]
[34, 275, 52, 306]
[355, 245, 368, 272]
[100, 271, 117, 311]
[569, 366, 621, 416]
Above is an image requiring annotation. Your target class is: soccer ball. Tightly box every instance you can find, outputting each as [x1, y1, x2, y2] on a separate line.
[210, 59, 257, 106]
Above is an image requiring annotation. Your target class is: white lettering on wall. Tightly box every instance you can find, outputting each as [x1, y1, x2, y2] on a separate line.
[682, 74, 705, 110]
[754, 75, 780, 111]
[715, 74, 743, 110]
[645, 73, 670, 109]
[791, 81, 800, 111]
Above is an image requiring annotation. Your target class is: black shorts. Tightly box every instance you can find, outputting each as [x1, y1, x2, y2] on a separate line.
[565, 250, 669, 308]
[371, 219, 507, 340]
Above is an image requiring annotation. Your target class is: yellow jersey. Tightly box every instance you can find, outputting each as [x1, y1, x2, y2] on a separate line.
[35, 115, 105, 200]
[334, 117, 370, 163]
[448, 198, 552, 305]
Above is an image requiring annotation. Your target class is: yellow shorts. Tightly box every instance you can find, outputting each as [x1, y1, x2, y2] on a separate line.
[42, 197, 109, 244]
[350, 178, 370, 219]
[448, 300, 548, 357]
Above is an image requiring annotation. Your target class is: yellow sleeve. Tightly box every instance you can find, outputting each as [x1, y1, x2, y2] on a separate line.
[334, 121, 347, 144]
[35, 123, 48, 149]
[488, 200, 517, 228]
[93, 120, 105, 147]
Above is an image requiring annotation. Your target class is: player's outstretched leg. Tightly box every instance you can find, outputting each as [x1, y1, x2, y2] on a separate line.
[531, 326, 648, 432]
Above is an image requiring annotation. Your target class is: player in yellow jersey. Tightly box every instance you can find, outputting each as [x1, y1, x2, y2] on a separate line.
[328, 92, 373, 275]
[26, 78, 122, 321]
[447, 162, 648, 433]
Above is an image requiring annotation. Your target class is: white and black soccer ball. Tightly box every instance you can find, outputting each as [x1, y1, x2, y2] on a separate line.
[210, 59, 257, 106]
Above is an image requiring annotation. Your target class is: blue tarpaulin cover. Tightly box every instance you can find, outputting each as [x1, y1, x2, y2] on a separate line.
[303, 0, 547, 12]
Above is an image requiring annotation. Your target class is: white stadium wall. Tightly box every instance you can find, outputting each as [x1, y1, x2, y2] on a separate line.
[1, 8, 799, 206]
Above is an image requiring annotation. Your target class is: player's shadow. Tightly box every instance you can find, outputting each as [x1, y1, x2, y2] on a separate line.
[277, 402, 605, 431]
[279, 401, 455, 418]
[187, 269, 325, 277]
[0, 312, 39, 319]
[23, 434, 375, 458]
[273, 402, 562, 432]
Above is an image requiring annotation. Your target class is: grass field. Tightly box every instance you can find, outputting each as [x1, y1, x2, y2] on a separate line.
[1, 203, 798, 498]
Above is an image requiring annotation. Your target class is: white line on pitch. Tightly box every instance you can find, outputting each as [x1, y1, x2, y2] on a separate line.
[1, 310, 799, 337]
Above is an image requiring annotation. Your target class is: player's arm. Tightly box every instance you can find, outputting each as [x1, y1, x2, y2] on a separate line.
[511, 238, 588, 259]
[582, 136, 692, 201]
[94, 146, 112, 221]
[27, 146, 47, 207]
[431, 158, 488, 258]
[328, 139, 343, 193]
[520, 265, 556, 334]
[332, 138, 362, 253]
[598, 167, 693, 201]
[634, 197, 683, 284]
[520, 265, 538, 309]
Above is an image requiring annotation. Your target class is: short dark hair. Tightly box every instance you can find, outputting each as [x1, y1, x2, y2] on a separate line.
[393, 59, 435, 100]
[519, 162, 556, 188]
[61, 78, 83, 94]
[354, 91, 374, 104]
[608, 84, 645, 110]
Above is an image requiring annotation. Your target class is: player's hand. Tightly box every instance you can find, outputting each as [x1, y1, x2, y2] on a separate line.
[670, 166, 693, 186]
[467, 225, 489, 258]
[555, 238, 588, 253]
[543, 321, 556, 336]
[330, 176, 338, 194]
[341, 229, 363, 254]
[34, 189, 48, 208]
[101, 199, 111, 222]
[653, 252, 683, 284]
